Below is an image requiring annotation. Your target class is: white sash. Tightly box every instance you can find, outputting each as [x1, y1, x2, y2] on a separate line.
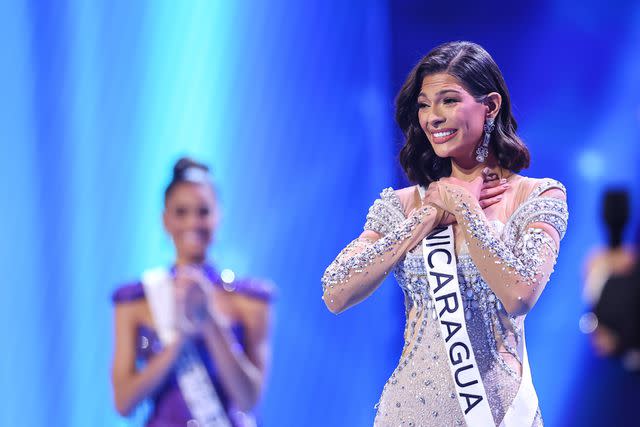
[422, 225, 494, 426]
[499, 327, 538, 427]
[142, 267, 232, 427]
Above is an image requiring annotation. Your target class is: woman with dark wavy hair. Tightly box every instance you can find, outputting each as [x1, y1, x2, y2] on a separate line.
[322, 41, 568, 426]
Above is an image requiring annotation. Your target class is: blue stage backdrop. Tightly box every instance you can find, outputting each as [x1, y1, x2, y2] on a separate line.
[0, 1, 639, 426]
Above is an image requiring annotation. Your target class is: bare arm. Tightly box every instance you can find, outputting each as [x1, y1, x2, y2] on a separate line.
[111, 302, 186, 416]
[199, 297, 270, 412]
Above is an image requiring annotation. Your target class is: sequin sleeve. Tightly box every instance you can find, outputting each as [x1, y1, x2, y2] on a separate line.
[321, 188, 440, 314]
[363, 187, 407, 235]
[440, 179, 568, 316]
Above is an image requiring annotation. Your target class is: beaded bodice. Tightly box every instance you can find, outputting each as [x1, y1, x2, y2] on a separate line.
[396, 221, 520, 366]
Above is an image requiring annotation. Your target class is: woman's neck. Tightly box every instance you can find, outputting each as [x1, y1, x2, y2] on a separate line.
[449, 155, 507, 182]
[175, 255, 206, 267]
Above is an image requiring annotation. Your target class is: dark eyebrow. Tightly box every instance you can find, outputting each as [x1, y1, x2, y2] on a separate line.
[418, 89, 461, 99]
[436, 89, 461, 96]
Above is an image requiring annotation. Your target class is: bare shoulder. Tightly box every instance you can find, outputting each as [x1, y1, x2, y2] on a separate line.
[114, 298, 149, 326]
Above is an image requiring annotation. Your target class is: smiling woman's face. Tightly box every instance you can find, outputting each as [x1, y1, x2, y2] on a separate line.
[417, 73, 488, 165]
[163, 182, 218, 264]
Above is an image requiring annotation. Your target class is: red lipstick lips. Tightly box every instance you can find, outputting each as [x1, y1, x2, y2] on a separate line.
[430, 128, 458, 144]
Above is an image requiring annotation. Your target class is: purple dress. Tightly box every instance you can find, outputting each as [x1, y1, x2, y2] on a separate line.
[112, 264, 273, 427]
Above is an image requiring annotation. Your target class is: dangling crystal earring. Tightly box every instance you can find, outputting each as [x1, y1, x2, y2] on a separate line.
[476, 117, 494, 163]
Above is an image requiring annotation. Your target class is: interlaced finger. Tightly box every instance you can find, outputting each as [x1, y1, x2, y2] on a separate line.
[479, 195, 503, 209]
[480, 183, 508, 199]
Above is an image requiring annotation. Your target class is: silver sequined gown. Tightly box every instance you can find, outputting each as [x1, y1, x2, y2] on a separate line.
[323, 178, 568, 427]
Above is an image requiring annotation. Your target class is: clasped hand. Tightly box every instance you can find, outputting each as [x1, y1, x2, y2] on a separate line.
[422, 168, 509, 226]
[174, 266, 223, 338]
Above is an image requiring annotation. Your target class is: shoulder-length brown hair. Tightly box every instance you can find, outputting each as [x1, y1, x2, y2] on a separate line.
[396, 41, 530, 187]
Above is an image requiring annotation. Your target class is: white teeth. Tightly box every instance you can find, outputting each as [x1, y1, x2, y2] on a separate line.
[433, 130, 455, 138]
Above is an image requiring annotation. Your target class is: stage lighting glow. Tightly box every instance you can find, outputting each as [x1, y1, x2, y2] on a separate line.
[577, 149, 605, 181]
[220, 268, 236, 284]
[578, 312, 598, 334]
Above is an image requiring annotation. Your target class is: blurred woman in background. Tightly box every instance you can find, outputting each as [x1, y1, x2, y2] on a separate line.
[111, 158, 273, 427]
[583, 189, 639, 361]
